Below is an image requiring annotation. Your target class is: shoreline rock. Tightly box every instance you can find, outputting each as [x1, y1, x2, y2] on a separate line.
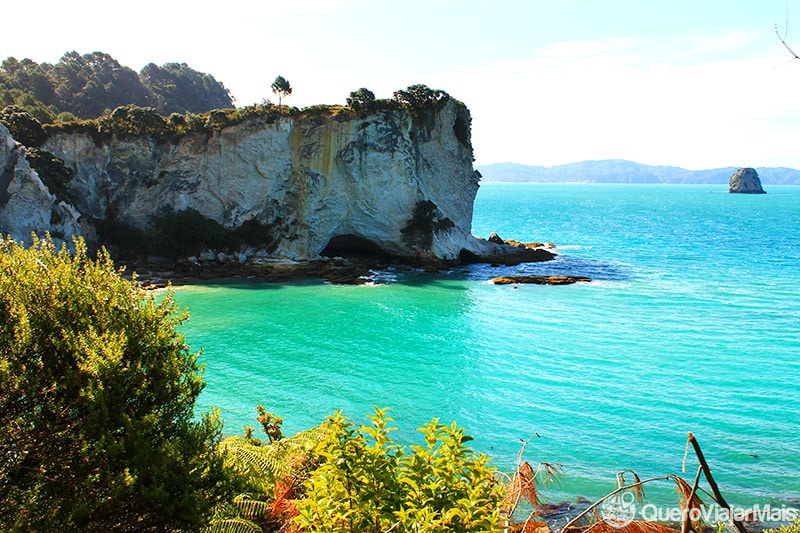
[128, 235, 559, 288]
[462, 232, 556, 266]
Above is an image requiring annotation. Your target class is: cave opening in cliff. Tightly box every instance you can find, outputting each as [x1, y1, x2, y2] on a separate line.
[321, 234, 394, 260]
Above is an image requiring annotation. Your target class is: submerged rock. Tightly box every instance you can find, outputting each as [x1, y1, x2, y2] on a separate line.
[492, 275, 591, 285]
[729, 168, 766, 194]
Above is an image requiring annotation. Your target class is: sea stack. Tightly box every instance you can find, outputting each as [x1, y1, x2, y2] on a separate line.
[729, 168, 766, 194]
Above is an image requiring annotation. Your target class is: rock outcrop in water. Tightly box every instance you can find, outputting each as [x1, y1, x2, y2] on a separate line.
[0, 100, 554, 269]
[729, 167, 766, 194]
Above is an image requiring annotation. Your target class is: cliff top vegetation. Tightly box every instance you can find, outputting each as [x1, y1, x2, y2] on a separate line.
[2, 78, 463, 150]
[0, 51, 232, 122]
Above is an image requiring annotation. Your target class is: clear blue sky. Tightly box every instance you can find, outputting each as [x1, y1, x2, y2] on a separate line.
[5, 0, 800, 169]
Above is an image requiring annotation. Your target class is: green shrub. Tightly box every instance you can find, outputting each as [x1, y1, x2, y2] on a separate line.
[23, 147, 74, 204]
[208, 410, 327, 533]
[294, 408, 503, 533]
[392, 84, 449, 119]
[44, 116, 108, 144]
[453, 104, 472, 152]
[167, 112, 186, 128]
[0, 104, 46, 147]
[400, 200, 455, 252]
[233, 218, 279, 252]
[205, 109, 230, 130]
[347, 88, 376, 114]
[146, 207, 233, 259]
[0, 236, 232, 531]
[97, 104, 169, 139]
[0, 90, 57, 125]
[94, 218, 149, 259]
[767, 520, 800, 533]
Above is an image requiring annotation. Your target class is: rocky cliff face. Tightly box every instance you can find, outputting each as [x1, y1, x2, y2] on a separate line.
[1, 100, 552, 266]
[729, 167, 766, 194]
[0, 123, 83, 246]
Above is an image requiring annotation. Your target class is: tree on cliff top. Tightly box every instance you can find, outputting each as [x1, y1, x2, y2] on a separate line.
[50, 51, 152, 118]
[347, 87, 376, 114]
[140, 62, 233, 114]
[271, 75, 292, 108]
[0, 236, 232, 531]
[392, 84, 449, 117]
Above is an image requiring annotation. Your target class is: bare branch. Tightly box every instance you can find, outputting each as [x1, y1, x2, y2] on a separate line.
[686, 432, 746, 533]
[777, 0, 800, 59]
[560, 475, 672, 533]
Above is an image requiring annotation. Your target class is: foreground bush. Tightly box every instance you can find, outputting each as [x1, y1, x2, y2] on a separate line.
[295, 409, 503, 532]
[768, 520, 800, 533]
[297, 409, 501, 532]
[213, 407, 504, 532]
[0, 236, 232, 532]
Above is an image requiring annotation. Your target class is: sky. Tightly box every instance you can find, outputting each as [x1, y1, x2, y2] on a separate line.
[4, 0, 800, 170]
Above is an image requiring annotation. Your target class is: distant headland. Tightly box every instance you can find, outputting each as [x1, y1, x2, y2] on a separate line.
[477, 160, 800, 185]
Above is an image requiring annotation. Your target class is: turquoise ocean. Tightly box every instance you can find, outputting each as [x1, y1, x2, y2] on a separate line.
[176, 183, 800, 509]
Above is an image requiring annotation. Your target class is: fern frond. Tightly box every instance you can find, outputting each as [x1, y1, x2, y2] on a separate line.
[223, 427, 328, 477]
[233, 494, 273, 520]
[204, 517, 263, 533]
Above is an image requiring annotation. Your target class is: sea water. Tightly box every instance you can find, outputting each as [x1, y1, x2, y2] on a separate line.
[176, 183, 800, 509]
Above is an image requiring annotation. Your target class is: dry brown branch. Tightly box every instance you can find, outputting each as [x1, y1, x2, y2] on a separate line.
[503, 435, 564, 533]
[685, 432, 746, 533]
[541, 462, 564, 484]
[506, 461, 540, 509]
[617, 470, 646, 503]
[585, 520, 680, 533]
[776, 0, 800, 59]
[679, 466, 704, 533]
[504, 437, 536, 520]
[561, 475, 671, 533]
[674, 474, 704, 533]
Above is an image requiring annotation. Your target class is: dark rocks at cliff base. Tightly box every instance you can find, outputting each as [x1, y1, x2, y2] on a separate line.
[471, 232, 556, 266]
[729, 168, 766, 194]
[486, 232, 552, 250]
[488, 232, 504, 244]
[492, 275, 592, 285]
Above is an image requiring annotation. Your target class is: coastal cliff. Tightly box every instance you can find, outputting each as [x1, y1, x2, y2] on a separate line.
[1, 99, 553, 268]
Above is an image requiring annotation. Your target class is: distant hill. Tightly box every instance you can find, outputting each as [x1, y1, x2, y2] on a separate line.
[476, 160, 800, 185]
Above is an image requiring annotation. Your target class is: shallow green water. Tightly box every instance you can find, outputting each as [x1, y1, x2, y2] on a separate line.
[176, 184, 800, 508]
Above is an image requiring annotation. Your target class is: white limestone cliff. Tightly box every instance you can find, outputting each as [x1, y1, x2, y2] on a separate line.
[2, 100, 552, 265]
